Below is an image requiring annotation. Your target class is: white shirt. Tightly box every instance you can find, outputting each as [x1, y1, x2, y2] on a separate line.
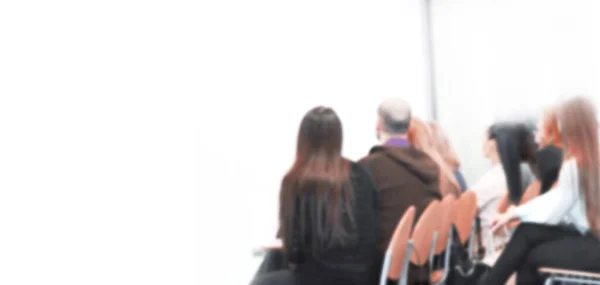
[516, 159, 590, 234]
[469, 164, 507, 256]
[471, 164, 507, 228]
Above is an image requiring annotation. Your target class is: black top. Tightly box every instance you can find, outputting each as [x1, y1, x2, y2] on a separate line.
[536, 145, 563, 194]
[284, 162, 380, 285]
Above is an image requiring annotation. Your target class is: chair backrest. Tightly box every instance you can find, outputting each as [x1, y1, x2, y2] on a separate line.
[434, 195, 457, 254]
[387, 206, 416, 280]
[410, 200, 442, 265]
[453, 191, 477, 244]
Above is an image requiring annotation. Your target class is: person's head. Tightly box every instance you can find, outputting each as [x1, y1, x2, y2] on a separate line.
[409, 118, 460, 196]
[280, 106, 353, 249]
[555, 96, 600, 236]
[429, 122, 460, 170]
[483, 125, 501, 162]
[485, 122, 538, 203]
[376, 98, 412, 142]
[408, 117, 433, 151]
[537, 107, 563, 148]
[295, 106, 343, 161]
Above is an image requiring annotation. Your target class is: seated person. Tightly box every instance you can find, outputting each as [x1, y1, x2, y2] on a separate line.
[470, 122, 536, 257]
[252, 106, 380, 285]
[359, 98, 441, 284]
[483, 96, 600, 285]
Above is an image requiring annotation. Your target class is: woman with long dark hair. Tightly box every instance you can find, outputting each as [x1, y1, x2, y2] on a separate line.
[490, 122, 538, 204]
[470, 122, 537, 256]
[483, 96, 600, 285]
[251, 107, 380, 285]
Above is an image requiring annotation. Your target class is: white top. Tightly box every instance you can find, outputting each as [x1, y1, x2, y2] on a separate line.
[516, 159, 590, 234]
[471, 164, 507, 227]
[470, 164, 507, 256]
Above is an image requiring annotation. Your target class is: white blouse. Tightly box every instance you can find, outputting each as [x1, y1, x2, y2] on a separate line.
[516, 159, 590, 234]
[471, 164, 507, 228]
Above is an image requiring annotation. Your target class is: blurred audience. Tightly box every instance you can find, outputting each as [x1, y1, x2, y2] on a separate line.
[409, 118, 461, 196]
[253, 93, 600, 285]
[252, 107, 380, 285]
[484, 96, 600, 285]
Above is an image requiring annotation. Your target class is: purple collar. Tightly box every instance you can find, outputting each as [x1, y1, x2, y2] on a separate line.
[385, 138, 411, 147]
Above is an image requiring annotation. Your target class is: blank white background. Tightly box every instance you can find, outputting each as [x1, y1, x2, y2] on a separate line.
[0, 1, 598, 285]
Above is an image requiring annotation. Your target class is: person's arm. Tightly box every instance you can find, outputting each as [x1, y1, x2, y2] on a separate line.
[496, 192, 510, 213]
[514, 159, 578, 224]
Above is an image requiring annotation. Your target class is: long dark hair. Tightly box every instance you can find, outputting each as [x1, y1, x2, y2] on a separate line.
[556, 96, 600, 237]
[488, 122, 538, 203]
[279, 106, 354, 251]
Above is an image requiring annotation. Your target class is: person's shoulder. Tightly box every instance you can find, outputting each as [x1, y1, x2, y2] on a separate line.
[563, 158, 577, 167]
[349, 160, 371, 177]
[357, 147, 385, 165]
[348, 161, 378, 194]
[556, 158, 579, 183]
[562, 158, 578, 171]
[538, 145, 564, 161]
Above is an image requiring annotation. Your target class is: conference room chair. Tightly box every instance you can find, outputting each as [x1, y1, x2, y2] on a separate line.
[379, 206, 416, 285]
[430, 195, 457, 285]
[453, 191, 478, 259]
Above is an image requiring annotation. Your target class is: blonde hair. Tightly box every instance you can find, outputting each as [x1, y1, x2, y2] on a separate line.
[429, 122, 460, 170]
[408, 118, 460, 196]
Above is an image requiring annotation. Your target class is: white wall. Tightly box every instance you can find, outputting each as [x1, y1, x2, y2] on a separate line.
[431, 0, 600, 184]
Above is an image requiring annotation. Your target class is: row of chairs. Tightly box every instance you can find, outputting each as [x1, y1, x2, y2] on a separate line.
[379, 190, 600, 285]
[379, 192, 478, 285]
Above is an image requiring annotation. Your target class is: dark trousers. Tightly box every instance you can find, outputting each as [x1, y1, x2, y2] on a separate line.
[484, 223, 600, 285]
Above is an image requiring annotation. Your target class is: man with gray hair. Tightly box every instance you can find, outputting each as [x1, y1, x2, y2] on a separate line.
[375, 98, 413, 143]
[359, 98, 442, 284]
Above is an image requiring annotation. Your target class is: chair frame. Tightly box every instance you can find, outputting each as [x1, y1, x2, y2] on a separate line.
[429, 227, 454, 285]
[379, 206, 417, 285]
[379, 241, 415, 285]
[541, 268, 600, 285]
[429, 195, 458, 285]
